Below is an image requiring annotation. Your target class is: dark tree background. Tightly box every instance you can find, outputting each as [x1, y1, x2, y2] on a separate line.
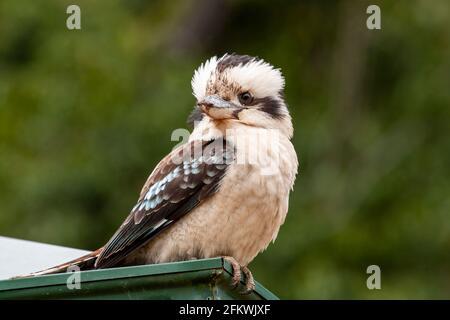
[0, 0, 449, 298]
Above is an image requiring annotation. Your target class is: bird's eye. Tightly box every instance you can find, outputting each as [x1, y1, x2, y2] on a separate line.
[238, 92, 254, 105]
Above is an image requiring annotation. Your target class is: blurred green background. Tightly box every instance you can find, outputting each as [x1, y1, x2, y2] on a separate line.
[0, 0, 449, 299]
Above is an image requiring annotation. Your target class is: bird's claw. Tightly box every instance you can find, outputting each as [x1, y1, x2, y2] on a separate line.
[240, 265, 255, 294]
[222, 256, 255, 295]
[223, 256, 241, 288]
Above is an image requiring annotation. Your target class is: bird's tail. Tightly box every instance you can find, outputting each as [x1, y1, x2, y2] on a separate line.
[12, 248, 103, 279]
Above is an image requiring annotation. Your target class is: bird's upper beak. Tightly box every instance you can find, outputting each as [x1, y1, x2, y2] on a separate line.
[198, 95, 243, 120]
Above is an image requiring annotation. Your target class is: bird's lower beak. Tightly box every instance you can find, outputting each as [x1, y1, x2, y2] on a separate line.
[198, 95, 242, 120]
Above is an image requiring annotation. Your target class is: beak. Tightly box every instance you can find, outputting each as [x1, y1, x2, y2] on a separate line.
[198, 95, 243, 120]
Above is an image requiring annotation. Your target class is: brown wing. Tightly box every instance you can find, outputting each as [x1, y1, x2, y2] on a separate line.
[95, 138, 234, 269]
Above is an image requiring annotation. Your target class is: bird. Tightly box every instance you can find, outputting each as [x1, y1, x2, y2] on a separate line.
[20, 53, 298, 294]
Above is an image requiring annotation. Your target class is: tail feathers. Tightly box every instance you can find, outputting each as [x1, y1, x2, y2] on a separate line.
[12, 248, 103, 279]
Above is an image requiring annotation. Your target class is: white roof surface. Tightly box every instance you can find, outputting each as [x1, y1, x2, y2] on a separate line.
[0, 236, 90, 280]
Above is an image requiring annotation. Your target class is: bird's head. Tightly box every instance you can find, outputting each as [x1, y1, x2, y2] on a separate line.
[189, 54, 293, 138]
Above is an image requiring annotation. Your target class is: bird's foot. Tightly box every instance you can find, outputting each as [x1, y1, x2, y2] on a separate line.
[222, 256, 255, 295]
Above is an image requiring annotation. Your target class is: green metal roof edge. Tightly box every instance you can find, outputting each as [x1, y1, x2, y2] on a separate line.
[0, 258, 279, 300]
[0, 258, 223, 291]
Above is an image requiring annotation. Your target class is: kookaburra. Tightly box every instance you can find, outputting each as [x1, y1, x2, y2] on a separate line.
[24, 54, 298, 293]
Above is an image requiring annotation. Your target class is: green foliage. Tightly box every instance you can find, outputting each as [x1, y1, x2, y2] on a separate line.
[0, 0, 449, 298]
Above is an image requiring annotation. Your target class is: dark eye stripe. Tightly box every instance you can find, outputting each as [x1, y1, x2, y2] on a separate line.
[255, 97, 285, 119]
